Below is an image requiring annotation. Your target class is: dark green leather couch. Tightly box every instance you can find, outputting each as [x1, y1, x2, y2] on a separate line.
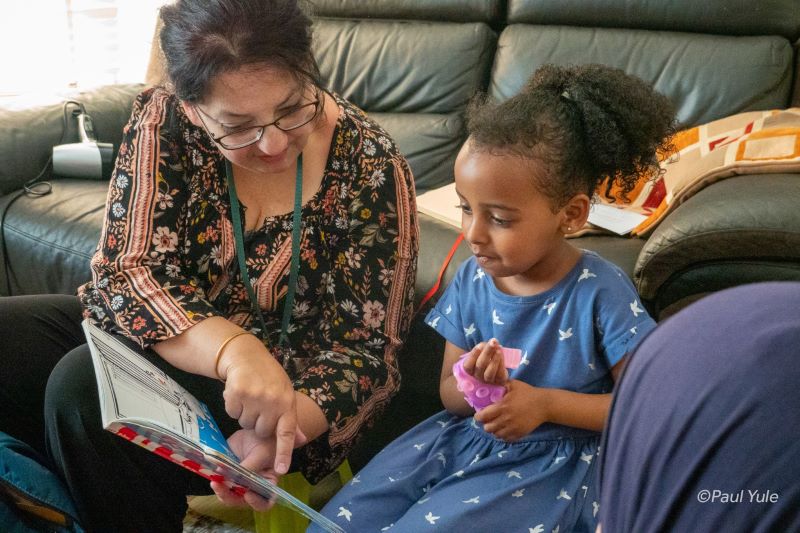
[2, 0, 799, 470]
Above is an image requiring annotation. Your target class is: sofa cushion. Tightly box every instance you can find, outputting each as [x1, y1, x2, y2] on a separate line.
[490, 25, 794, 127]
[634, 174, 800, 309]
[507, 0, 800, 41]
[1, 179, 106, 295]
[313, 19, 496, 191]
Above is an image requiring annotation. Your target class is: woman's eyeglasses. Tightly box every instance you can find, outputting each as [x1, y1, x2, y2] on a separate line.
[194, 95, 321, 150]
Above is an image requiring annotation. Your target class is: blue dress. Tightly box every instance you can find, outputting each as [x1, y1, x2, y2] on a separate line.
[311, 251, 656, 533]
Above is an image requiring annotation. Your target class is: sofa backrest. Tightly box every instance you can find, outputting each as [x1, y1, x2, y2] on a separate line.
[496, 0, 800, 128]
[311, 2, 499, 193]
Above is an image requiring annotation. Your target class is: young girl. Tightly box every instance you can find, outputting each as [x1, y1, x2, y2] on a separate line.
[311, 64, 675, 533]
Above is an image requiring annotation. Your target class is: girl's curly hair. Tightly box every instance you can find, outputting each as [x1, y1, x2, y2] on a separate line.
[466, 64, 677, 208]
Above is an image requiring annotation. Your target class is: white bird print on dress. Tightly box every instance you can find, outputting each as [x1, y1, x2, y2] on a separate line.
[497, 450, 509, 458]
[454, 470, 465, 477]
[543, 301, 557, 315]
[436, 452, 447, 466]
[425, 512, 440, 525]
[557, 489, 572, 500]
[630, 301, 644, 317]
[473, 268, 486, 281]
[388, 476, 396, 482]
[445, 304, 452, 315]
[554, 456, 566, 464]
[413, 443, 426, 451]
[428, 316, 440, 329]
[580, 453, 594, 464]
[436, 420, 448, 427]
[520, 350, 530, 366]
[593, 502, 600, 517]
[417, 497, 430, 505]
[552, 526, 560, 533]
[337, 507, 352, 522]
[464, 323, 476, 337]
[630, 326, 638, 335]
[507, 470, 522, 479]
[462, 496, 480, 504]
[581, 486, 588, 496]
[512, 489, 525, 498]
[492, 309, 504, 325]
[578, 269, 597, 282]
[350, 475, 361, 484]
[529, 525, 545, 533]
[588, 362, 596, 370]
[558, 328, 573, 341]
[470, 454, 481, 466]
[380, 525, 394, 531]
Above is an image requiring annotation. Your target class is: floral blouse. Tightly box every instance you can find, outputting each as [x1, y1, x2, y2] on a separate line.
[78, 87, 419, 482]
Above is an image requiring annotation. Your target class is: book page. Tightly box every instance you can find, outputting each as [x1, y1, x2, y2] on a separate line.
[83, 320, 346, 533]
[587, 203, 649, 235]
[85, 321, 235, 459]
[416, 182, 461, 227]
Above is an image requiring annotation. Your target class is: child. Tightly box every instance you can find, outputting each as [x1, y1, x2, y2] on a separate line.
[310, 64, 676, 533]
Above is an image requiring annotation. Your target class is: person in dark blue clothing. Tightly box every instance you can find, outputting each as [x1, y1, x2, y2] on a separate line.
[312, 64, 676, 533]
[598, 282, 800, 533]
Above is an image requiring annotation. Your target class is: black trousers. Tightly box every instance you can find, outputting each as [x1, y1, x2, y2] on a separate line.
[0, 295, 236, 532]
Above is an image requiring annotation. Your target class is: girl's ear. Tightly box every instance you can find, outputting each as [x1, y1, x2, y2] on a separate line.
[180, 101, 204, 128]
[560, 193, 591, 235]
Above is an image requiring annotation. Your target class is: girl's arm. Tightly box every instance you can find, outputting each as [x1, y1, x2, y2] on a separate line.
[476, 357, 627, 440]
[439, 340, 475, 416]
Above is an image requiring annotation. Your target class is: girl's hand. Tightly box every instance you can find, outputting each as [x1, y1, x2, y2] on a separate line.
[474, 380, 550, 441]
[211, 427, 308, 511]
[219, 340, 298, 476]
[461, 338, 509, 385]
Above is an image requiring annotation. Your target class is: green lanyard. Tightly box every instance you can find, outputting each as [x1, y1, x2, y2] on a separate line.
[224, 156, 303, 347]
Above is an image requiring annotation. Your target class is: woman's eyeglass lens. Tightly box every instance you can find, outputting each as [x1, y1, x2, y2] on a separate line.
[197, 99, 320, 149]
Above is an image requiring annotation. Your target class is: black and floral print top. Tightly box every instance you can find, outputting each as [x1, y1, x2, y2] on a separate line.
[78, 87, 419, 482]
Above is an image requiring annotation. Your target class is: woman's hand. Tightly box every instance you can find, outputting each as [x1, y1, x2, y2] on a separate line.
[461, 338, 509, 385]
[211, 427, 308, 510]
[218, 338, 298, 476]
[474, 380, 550, 441]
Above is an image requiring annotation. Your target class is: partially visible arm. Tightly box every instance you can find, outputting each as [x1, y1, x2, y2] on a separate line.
[439, 340, 474, 416]
[476, 357, 627, 439]
[539, 356, 627, 432]
[154, 316, 328, 442]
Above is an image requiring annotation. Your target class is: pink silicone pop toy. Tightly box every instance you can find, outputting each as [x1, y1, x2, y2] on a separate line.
[452, 346, 522, 411]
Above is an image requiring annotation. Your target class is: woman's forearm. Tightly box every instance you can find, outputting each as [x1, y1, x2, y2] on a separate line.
[295, 391, 329, 441]
[153, 316, 263, 378]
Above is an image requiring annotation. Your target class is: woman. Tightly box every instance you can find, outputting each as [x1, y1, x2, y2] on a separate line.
[598, 282, 800, 532]
[0, 0, 417, 530]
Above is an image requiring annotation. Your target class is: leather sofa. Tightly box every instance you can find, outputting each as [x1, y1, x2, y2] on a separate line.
[2, 0, 799, 471]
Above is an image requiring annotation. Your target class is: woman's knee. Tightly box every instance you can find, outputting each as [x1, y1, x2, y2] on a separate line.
[44, 344, 101, 432]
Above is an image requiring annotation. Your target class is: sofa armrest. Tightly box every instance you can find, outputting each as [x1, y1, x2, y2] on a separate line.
[634, 173, 800, 314]
[0, 83, 143, 194]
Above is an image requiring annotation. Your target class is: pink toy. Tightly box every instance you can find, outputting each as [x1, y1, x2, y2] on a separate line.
[452, 347, 522, 410]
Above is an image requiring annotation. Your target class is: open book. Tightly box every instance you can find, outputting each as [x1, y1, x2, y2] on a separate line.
[82, 320, 346, 533]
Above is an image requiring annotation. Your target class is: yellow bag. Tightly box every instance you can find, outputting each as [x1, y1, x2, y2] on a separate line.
[254, 461, 353, 533]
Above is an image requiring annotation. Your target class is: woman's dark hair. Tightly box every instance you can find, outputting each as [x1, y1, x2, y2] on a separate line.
[466, 64, 677, 208]
[159, 0, 321, 102]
